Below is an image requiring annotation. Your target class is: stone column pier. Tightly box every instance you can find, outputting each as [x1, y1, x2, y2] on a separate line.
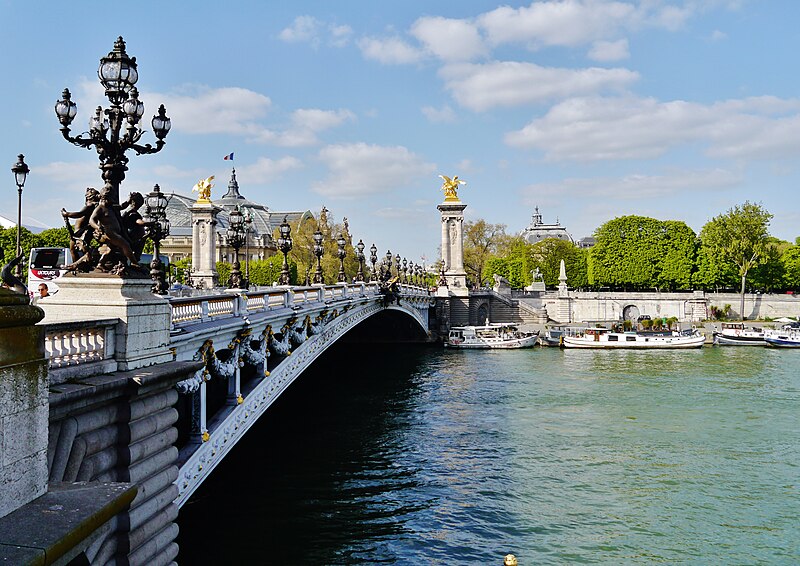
[437, 201, 468, 296]
[190, 200, 221, 290]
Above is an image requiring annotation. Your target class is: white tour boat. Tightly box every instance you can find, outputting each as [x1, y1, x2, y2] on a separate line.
[764, 323, 800, 348]
[712, 322, 766, 346]
[561, 327, 706, 349]
[445, 323, 539, 349]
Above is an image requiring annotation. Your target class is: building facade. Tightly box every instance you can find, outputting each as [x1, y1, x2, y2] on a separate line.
[519, 206, 574, 244]
[161, 168, 311, 265]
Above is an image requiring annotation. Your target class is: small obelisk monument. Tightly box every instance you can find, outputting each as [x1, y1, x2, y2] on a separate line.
[437, 175, 468, 296]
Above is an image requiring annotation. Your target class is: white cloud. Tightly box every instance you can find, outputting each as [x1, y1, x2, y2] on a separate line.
[422, 104, 456, 123]
[36, 160, 98, 185]
[478, 1, 636, 48]
[291, 108, 354, 131]
[710, 29, 727, 41]
[410, 16, 487, 62]
[149, 86, 271, 137]
[313, 143, 435, 198]
[506, 95, 800, 161]
[357, 36, 425, 65]
[279, 16, 322, 44]
[588, 39, 630, 61]
[440, 61, 638, 111]
[330, 24, 353, 47]
[237, 156, 303, 184]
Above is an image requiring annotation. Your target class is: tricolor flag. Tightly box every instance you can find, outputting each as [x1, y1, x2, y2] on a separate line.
[223, 152, 234, 161]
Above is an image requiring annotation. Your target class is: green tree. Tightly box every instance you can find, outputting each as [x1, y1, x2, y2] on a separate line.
[699, 202, 773, 320]
[781, 239, 800, 291]
[462, 220, 510, 286]
[529, 238, 589, 288]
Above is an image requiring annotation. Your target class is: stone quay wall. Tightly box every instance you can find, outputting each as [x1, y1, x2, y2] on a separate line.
[449, 289, 800, 330]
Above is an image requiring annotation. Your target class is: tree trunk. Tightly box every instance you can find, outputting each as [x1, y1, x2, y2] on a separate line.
[740, 274, 747, 321]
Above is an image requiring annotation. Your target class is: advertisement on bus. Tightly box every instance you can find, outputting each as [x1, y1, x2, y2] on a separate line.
[28, 247, 69, 299]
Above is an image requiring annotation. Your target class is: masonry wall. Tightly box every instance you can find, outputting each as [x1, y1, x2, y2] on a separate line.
[47, 360, 201, 566]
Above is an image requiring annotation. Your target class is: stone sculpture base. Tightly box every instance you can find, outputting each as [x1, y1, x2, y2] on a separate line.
[39, 274, 172, 371]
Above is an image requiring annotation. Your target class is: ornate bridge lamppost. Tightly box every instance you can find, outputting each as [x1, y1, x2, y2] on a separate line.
[402, 258, 408, 284]
[395, 254, 401, 280]
[336, 233, 347, 283]
[384, 250, 393, 279]
[226, 207, 246, 289]
[355, 239, 366, 282]
[369, 243, 378, 281]
[409, 261, 416, 285]
[144, 184, 170, 294]
[11, 154, 29, 277]
[242, 207, 253, 288]
[277, 216, 293, 286]
[55, 37, 171, 206]
[312, 228, 324, 284]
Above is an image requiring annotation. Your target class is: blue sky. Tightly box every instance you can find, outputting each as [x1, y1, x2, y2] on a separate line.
[1, 0, 799, 264]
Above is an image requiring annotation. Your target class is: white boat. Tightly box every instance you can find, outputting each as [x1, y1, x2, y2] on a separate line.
[445, 323, 539, 349]
[764, 323, 800, 348]
[539, 326, 587, 347]
[561, 327, 705, 349]
[712, 322, 766, 346]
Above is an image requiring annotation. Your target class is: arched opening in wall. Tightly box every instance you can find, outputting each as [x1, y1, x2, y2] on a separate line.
[477, 303, 489, 325]
[623, 305, 640, 321]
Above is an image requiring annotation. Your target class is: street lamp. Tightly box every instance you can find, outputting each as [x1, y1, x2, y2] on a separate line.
[55, 38, 170, 205]
[226, 207, 246, 289]
[11, 154, 29, 277]
[402, 258, 408, 284]
[395, 254, 401, 280]
[278, 216, 293, 286]
[312, 228, 324, 284]
[385, 250, 393, 278]
[336, 233, 347, 283]
[355, 239, 366, 282]
[369, 243, 378, 281]
[242, 207, 253, 288]
[144, 184, 170, 294]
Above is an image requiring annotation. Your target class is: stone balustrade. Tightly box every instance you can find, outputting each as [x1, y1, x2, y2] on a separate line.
[43, 319, 119, 384]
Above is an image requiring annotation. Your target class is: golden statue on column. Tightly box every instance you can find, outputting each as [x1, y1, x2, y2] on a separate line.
[439, 174, 466, 202]
[192, 176, 215, 203]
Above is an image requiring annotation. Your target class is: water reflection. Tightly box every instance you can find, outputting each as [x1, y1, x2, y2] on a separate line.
[178, 345, 800, 564]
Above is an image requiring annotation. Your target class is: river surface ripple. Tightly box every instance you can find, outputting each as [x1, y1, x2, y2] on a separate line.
[178, 346, 800, 565]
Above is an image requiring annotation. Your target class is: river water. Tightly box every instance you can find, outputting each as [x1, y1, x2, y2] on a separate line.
[177, 344, 800, 564]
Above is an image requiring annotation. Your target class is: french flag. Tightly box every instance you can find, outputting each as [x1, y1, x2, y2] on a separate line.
[223, 152, 234, 161]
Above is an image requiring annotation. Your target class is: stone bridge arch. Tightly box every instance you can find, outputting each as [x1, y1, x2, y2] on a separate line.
[174, 289, 431, 506]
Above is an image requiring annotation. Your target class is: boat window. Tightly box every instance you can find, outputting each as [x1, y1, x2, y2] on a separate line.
[626, 336, 636, 341]
[608, 335, 618, 341]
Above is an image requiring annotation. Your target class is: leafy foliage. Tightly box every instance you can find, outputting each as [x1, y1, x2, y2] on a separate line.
[589, 216, 697, 290]
[462, 220, 510, 286]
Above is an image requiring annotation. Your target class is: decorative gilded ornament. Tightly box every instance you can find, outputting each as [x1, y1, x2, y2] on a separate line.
[192, 176, 215, 203]
[201, 431, 210, 442]
[438, 174, 466, 202]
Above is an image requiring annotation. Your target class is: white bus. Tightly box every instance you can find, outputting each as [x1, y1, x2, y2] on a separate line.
[28, 247, 69, 298]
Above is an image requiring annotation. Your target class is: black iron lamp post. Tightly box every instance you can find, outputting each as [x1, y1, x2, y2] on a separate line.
[369, 243, 378, 281]
[395, 254, 401, 280]
[409, 261, 415, 285]
[312, 228, 324, 284]
[278, 216, 293, 286]
[242, 207, 253, 288]
[384, 250, 393, 278]
[226, 207, 246, 289]
[144, 184, 170, 294]
[336, 233, 347, 283]
[355, 240, 366, 282]
[11, 154, 29, 277]
[402, 258, 408, 284]
[55, 37, 171, 206]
